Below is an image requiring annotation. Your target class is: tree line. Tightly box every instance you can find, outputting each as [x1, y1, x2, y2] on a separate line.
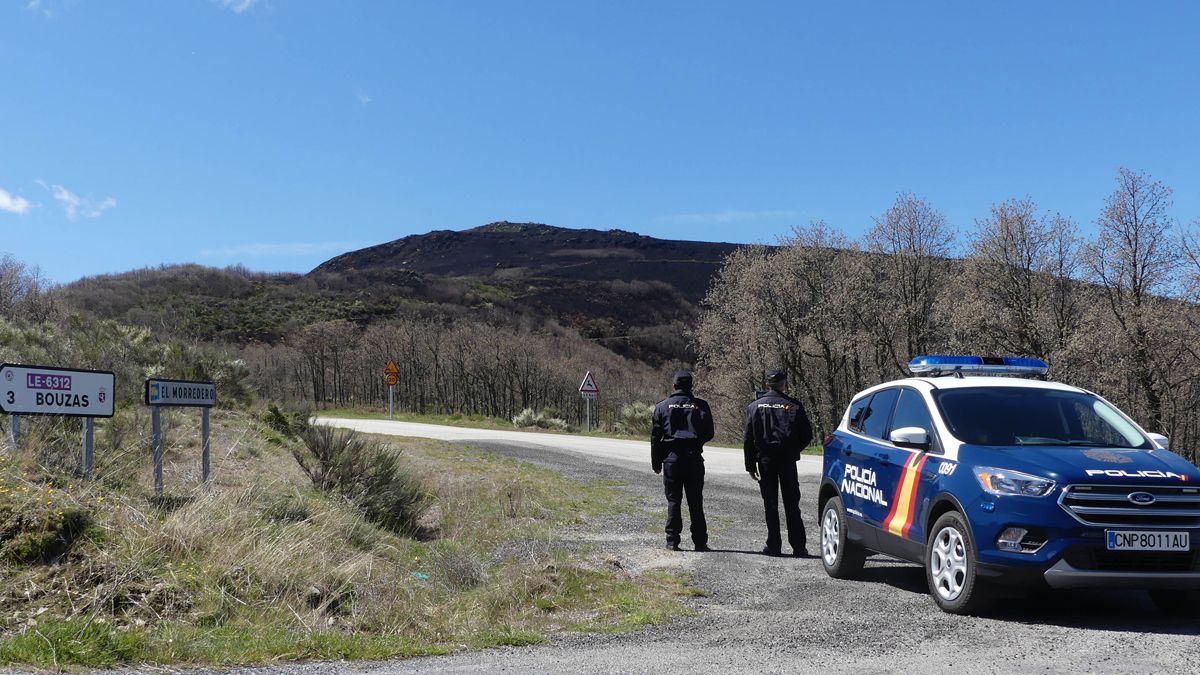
[240, 312, 666, 427]
[695, 168, 1200, 460]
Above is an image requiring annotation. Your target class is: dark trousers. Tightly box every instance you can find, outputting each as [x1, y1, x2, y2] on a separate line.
[758, 456, 805, 552]
[663, 454, 707, 546]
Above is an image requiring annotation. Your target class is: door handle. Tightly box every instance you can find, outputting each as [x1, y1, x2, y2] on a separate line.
[875, 454, 892, 466]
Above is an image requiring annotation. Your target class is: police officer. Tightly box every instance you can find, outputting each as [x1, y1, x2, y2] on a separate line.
[744, 369, 813, 557]
[651, 370, 714, 552]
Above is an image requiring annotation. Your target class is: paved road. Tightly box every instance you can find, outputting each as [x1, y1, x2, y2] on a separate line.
[242, 420, 1199, 675]
[314, 417, 823, 477]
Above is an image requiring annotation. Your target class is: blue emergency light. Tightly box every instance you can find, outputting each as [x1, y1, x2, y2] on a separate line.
[908, 355, 1049, 376]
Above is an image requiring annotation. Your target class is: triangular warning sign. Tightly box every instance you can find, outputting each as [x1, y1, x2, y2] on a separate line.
[578, 371, 600, 394]
[384, 360, 400, 375]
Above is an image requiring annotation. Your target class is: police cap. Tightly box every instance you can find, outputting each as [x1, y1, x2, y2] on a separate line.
[765, 368, 787, 384]
[672, 370, 694, 389]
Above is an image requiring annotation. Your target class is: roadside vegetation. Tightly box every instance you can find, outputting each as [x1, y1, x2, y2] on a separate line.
[0, 271, 691, 671]
[0, 409, 691, 670]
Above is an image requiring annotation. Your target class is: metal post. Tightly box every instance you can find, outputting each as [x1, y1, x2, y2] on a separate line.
[201, 407, 210, 487]
[8, 415, 18, 449]
[585, 397, 591, 433]
[82, 417, 94, 477]
[388, 386, 394, 420]
[152, 406, 163, 496]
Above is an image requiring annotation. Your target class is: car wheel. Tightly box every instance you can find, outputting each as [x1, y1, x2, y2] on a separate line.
[821, 495, 865, 579]
[1149, 590, 1200, 616]
[926, 511, 990, 614]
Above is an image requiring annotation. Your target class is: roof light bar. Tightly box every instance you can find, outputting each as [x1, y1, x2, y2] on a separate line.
[908, 355, 1049, 376]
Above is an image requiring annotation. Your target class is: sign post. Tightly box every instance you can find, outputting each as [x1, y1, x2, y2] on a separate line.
[145, 378, 217, 495]
[0, 363, 115, 473]
[578, 371, 600, 433]
[83, 417, 95, 476]
[384, 360, 400, 419]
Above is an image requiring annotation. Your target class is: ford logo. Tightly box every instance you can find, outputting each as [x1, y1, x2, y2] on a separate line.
[1128, 491, 1156, 505]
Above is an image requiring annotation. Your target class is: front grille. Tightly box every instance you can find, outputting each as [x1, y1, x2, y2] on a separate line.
[1059, 484, 1200, 528]
[1063, 547, 1199, 573]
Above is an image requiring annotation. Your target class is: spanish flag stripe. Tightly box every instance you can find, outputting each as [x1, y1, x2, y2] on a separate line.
[884, 453, 925, 536]
[880, 458, 907, 529]
[901, 455, 929, 538]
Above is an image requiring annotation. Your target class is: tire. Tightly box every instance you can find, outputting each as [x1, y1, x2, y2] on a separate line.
[925, 511, 990, 614]
[1149, 590, 1200, 616]
[820, 495, 866, 579]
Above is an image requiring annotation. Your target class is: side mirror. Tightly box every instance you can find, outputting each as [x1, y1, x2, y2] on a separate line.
[890, 426, 930, 450]
[1148, 433, 1170, 450]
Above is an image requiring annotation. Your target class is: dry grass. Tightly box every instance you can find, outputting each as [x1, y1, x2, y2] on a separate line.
[0, 409, 691, 670]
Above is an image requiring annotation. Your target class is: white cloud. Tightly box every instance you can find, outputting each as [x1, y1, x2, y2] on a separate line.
[200, 241, 360, 258]
[37, 180, 117, 221]
[654, 209, 803, 225]
[25, 0, 53, 18]
[356, 90, 372, 106]
[0, 188, 32, 215]
[213, 0, 261, 13]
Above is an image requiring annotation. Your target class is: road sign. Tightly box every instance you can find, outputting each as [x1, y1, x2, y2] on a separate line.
[579, 370, 600, 396]
[0, 363, 115, 418]
[384, 360, 400, 375]
[145, 378, 217, 407]
[386, 373, 399, 387]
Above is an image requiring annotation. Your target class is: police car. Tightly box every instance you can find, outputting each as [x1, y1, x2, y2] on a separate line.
[818, 355, 1200, 614]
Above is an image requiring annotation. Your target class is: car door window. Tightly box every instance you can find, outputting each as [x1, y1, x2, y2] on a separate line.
[861, 388, 898, 440]
[890, 388, 941, 452]
[891, 389, 935, 435]
[848, 395, 872, 433]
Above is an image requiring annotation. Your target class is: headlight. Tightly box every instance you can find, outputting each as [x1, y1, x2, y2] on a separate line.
[975, 467, 1056, 497]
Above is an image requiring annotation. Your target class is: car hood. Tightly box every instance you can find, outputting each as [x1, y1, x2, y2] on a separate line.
[970, 445, 1200, 485]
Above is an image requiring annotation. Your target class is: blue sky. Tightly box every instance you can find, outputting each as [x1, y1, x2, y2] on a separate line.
[3, 1, 1200, 283]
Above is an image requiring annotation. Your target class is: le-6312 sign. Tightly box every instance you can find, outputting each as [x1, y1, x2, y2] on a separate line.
[0, 363, 116, 418]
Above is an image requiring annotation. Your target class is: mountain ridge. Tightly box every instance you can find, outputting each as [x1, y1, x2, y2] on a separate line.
[311, 221, 749, 305]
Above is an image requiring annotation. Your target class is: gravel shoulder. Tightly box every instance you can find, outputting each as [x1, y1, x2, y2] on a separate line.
[145, 435, 1200, 675]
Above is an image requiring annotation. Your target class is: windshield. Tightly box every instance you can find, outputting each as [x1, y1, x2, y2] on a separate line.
[933, 387, 1151, 449]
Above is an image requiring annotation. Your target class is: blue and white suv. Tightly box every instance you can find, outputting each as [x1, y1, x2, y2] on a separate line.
[819, 356, 1200, 614]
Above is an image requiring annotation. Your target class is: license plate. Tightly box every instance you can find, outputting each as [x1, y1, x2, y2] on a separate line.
[1106, 530, 1190, 551]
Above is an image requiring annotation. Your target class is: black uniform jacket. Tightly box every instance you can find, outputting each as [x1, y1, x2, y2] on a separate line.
[650, 390, 715, 471]
[743, 390, 813, 471]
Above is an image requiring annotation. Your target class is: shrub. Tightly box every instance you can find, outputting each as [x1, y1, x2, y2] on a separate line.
[511, 408, 541, 428]
[616, 401, 655, 436]
[0, 458, 93, 563]
[262, 402, 310, 439]
[293, 426, 429, 536]
[511, 408, 574, 432]
[430, 543, 486, 590]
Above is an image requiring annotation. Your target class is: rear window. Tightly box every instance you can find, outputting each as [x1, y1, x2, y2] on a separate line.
[848, 396, 871, 433]
[861, 388, 899, 440]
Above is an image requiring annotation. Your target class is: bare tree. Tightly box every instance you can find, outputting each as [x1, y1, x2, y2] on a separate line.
[964, 199, 1083, 361]
[1084, 168, 1181, 429]
[863, 192, 956, 374]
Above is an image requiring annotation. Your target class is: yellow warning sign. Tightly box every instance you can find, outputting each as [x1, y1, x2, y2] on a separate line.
[384, 360, 400, 375]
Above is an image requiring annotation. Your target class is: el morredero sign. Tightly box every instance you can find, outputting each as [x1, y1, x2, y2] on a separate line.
[144, 378, 217, 407]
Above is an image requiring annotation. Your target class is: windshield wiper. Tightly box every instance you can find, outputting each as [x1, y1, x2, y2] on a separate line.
[1014, 437, 1068, 446]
